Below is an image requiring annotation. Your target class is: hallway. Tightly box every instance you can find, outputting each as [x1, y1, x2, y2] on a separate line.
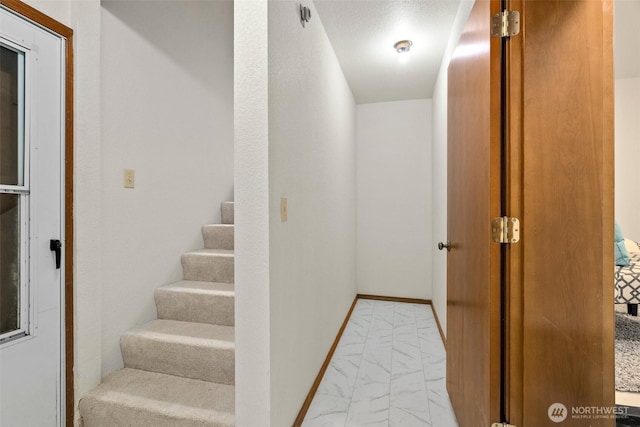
[302, 299, 458, 426]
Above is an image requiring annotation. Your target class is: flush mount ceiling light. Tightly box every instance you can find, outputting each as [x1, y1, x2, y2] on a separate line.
[394, 40, 413, 53]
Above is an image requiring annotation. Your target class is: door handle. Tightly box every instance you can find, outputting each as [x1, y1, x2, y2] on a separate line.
[50, 239, 62, 269]
[438, 241, 451, 252]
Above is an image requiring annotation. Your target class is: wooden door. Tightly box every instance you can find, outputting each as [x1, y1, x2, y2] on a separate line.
[504, 1, 615, 426]
[446, 1, 502, 425]
[448, 1, 614, 426]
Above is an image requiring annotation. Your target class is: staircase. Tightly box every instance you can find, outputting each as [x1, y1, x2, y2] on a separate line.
[79, 202, 235, 427]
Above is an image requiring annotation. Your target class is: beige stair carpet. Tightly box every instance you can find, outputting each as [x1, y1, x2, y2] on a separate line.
[182, 249, 234, 283]
[203, 224, 234, 250]
[78, 368, 234, 427]
[221, 201, 234, 225]
[79, 202, 236, 426]
[121, 319, 235, 385]
[155, 280, 234, 326]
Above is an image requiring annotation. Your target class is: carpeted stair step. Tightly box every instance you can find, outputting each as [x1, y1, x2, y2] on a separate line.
[203, 224, 234, 250]
[78, 368, 234, 427]
[155, 281, 234, 326]
[182, 249, 234, 283]
[221, 201, 234, 225]
[121, 319, 235, 385]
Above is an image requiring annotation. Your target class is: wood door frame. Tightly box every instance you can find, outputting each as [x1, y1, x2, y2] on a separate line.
[0, 1, 73, 425]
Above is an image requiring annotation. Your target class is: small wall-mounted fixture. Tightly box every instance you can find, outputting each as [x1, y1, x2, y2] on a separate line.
[394, 40, 413, 53]
[300, 4, 311, 28]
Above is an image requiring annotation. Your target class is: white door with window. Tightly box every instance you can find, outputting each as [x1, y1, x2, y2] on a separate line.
[0, 6, 66, 426]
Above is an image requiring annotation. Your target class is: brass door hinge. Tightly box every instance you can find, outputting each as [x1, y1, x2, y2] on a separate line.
[492, 216, 520, 244]
[491, 10, 520, 38]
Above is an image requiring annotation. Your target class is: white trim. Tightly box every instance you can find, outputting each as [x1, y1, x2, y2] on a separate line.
[57, 36, 66, 426]
[0, 194, 30, 347]
[0, 37, 31, 346]
[0, 37, 30, 192]
[17, 45, 24, 186]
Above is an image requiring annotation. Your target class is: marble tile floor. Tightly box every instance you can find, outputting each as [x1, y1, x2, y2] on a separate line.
[302, 299, 459, 427]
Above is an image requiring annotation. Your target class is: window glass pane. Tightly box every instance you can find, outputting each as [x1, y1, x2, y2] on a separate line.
[0, 193, 20, 334]
[0, 44, 24, 186]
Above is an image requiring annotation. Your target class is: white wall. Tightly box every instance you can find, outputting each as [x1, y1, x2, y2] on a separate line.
[615, 77, 640, 240]
[268, 1, 357, 425]
[431, 62, 448, 337]
[431, 0, 474, 338]
[357, 100, 432, 299]
[234, 0, 271, 425]
[235, 2, 357, 424]
[100, 0, 234, 375]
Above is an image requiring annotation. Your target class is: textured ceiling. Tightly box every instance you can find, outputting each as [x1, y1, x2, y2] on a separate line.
[314, 0, 637, 104]
[313, 0, 461, 104]
[615, 1, 640, 79]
